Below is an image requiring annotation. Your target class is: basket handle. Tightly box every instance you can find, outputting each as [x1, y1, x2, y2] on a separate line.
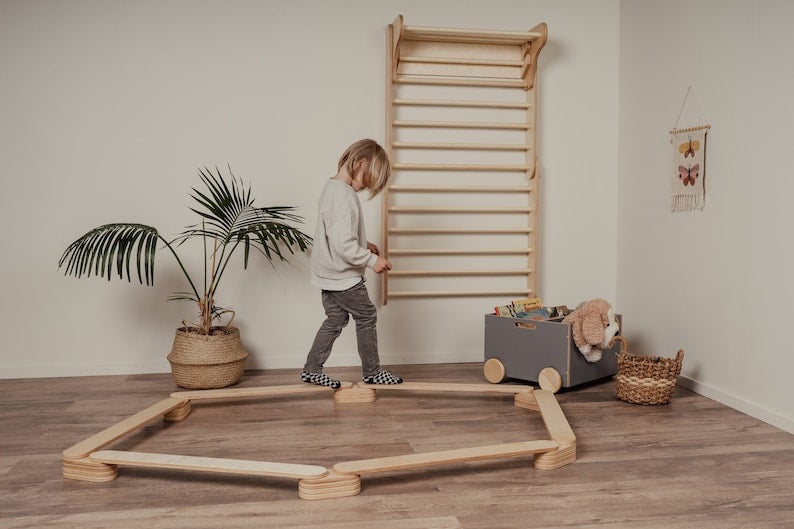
[608, 335, 629, 354]
[675, 349, 684, 363]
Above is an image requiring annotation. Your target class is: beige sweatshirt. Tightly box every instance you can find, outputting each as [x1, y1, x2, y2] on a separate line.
[310, 179, 378, 290]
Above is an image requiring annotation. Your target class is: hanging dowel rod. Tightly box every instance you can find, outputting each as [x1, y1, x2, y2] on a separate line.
[389, 248, 532, 256]
[403, 25, 542, 45]
[394, 120, 529, 129]
[393, 99, 530, 109]
[388, 206, 532, 214]
[393, 163, 531, 172]
[389, 269, 532, 277]
[388, 289, 533, 299]
[389, 227, 532, 235]
[400, 56, 524, 67]
[389, 185, 531, 193]
[392, 141, 528, 151]
[396, 76, 526, 89]
[669, 124, 711, 134]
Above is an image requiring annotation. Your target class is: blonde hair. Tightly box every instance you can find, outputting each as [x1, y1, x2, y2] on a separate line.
[337, 139, 391, 198]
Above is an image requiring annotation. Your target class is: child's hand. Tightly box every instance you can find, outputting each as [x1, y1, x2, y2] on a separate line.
[367, 242, 381, 256]
[373, 255, 392, 274]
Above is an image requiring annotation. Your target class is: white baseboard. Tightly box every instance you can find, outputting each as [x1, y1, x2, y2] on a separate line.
[678, 376, 794, 434]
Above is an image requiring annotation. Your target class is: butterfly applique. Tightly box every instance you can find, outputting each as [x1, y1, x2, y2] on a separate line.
[679, 140, 700, 158]
[678, 164, 700, 186]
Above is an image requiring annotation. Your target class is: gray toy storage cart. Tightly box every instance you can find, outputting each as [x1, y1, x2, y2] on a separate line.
[483, 313, 622, 391]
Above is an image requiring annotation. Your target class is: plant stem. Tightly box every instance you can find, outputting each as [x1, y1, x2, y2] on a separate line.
[209, 238, 243, 300]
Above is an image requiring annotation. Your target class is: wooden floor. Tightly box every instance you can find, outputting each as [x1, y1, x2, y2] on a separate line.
[2, 363, 793, 529]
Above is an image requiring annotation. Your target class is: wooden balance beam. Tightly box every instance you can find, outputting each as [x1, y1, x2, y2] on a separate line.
[171, 382, 352, 401]
[298, 440, 559, 500]
[355, 381, 530, 394]
[63, 397, 190, 462]
[334, 381, 537, 408]
[62, 381, 576, 495]
[333, 440, 559, 475]
[90, 450, 328, 480]
[532, 389, 577, 469]
[62, 397, 191, 482]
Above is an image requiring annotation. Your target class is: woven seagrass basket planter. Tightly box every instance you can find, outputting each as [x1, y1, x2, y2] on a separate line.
[611, 336, 684, 405]
[167, 326, 248, 389]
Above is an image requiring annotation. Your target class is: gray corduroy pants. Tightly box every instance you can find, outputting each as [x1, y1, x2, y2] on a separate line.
[303, 280, 380, 377]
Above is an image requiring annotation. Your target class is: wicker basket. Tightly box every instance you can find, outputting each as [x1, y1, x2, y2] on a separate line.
[167, 326, 248, 389]
[611, 336, 684, 405]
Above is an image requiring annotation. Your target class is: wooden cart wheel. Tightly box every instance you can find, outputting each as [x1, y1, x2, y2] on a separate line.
[483, 358, 506, 384]
[538, 367, 562, 393]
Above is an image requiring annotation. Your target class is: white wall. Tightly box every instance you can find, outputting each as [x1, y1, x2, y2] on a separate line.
[618, 0, 794, 432]
[2, 0, 789, 433]
[0, 1, 620, 377]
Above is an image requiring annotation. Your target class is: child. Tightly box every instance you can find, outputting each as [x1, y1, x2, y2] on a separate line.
[301, 139, 403, 388]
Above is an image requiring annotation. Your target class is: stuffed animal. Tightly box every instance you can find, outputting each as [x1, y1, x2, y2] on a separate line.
[562, 298, 619, 362]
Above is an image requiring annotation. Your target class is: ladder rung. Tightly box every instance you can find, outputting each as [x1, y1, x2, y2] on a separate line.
[389, 227, 532, 235]
[389, 269, 532, 277]
[402, 25, 543, 45]
[393, 99, 530, 109]
[388, 206, 532, 214]
[393, 163, 531, 172]
[389, 248, 532, 256]
[394, 120, 529, 130]
[392, 141, 529, 151]
[395, 76, 527, 89]
[400, 56, 525, 67]
[388, 289, 534, 299]
[388, 185, 532, 193]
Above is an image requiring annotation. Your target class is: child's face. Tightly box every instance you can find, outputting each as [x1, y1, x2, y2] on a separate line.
[351, 158, 371, 192]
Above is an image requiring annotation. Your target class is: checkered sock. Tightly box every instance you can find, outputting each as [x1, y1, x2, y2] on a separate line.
[362, 370, 403, 385]
[300, 371, 341, 389]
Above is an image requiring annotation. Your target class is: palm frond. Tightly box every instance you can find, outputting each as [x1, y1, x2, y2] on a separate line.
[59, 224, 159, 285]
[174, 168, 312, 265]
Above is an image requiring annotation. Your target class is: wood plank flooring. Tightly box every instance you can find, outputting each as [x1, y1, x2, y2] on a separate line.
[1, 363, 792, 528]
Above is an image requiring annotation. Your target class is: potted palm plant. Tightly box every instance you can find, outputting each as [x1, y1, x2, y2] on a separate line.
[58, 167, 312, 389]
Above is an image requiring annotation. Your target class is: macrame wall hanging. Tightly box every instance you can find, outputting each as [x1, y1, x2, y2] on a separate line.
[670, 86, 710, 212]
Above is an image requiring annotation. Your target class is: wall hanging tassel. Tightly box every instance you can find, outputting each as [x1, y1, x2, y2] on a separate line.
[669, 86, 710, 212]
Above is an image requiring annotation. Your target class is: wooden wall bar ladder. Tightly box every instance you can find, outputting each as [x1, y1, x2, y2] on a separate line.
[382, 15, 547, 303]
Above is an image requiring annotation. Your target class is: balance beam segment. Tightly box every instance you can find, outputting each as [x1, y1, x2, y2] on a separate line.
[355, 381, 532, 394]
[63, 397, 190, 461]
[533, 389, 576, 446]
[333, 439, 559, 476]
[90, 450, 328, 480]
[170, 382, 352, 401]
